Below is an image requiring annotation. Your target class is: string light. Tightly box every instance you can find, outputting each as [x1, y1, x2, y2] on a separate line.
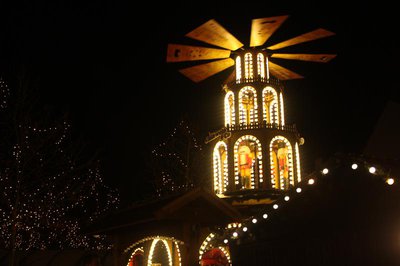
[0, 77, 119, 250]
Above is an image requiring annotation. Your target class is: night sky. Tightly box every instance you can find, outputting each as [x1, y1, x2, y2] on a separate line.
[1, 1, 398, 203]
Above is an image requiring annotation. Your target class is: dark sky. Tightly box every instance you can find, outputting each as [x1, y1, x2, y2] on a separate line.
[1, 0, 398, 203]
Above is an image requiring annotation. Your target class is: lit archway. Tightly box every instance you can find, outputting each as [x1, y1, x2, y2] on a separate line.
[213, 141, 228, 195]
[234, 135, 263, 189]
[270, 136, 294, 190]
[262, 86, 279, 124]
[239, 86, 258, 125]
[200, 247, 231, 266]
[235, 56, 242, 82]
[257, 53, 265, 78]
[244, 53, 253, 79]
[147, 238, 172, 266]
[127, 248, 144, 266]
[224, 91, 235, 126]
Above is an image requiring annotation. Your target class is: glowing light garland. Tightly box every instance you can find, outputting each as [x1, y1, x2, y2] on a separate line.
[0, 78, 119, 250]
[151, 120, 202, 197]
[199, 157, 397, 262]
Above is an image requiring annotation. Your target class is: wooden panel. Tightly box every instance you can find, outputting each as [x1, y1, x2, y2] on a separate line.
[271, 53, 337, 62]
[186, 19, 243, 50]
[267, 28, 335, 50]
[250, 15, 289, 47]
[268, 61, 303, 80]
[166, 44, 231, 62]
[179, 58, 235, 82]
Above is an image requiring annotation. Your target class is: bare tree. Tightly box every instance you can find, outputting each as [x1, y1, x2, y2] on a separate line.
[0, 73, 119, 265]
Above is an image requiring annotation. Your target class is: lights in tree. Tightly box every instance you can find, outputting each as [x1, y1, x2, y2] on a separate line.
[262, 213, 268, 219]
[252, 218, 257, 224]
[322, 168, 329, 175]
[351, 163, 358, 170]
[308, 178, 315, 185]
[273, 204, 279, 209]
[296, 187, 302, 193]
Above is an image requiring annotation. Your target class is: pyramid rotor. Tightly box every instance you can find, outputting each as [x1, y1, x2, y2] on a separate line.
[166, 15, 336, 82]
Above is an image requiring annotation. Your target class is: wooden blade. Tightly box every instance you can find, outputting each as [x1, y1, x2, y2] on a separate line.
[271, 53, 337, 62]
[186, 19, 243, 51]
[166, 44, 231, 62]
[179, 58, 234, 83]
[223, 69, 235, 85]
[268, 61, 303, 80]
[267, 28, 335, 50]
[250, 15, 289, 47]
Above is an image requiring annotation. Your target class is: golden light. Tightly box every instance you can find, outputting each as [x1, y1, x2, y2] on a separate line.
[243, 226, 248, 232]
[308, 178, 315, 185]
[284, 196, 290, 201]
[147, 238, 173, 266]
[262, 213, 268, 219]
[252, 218, 257, 224]
[273, 204, 279, 209]
[296, 187, 302, 193]
[232, 232, 238, 238]
[322, 168, 329, 175]
[295, 142, 302, 182]
[386, 178, 395, 185]
[351, 163, 358, 170]
[223, 239, 228, 244]
[369, 166, 376, 174]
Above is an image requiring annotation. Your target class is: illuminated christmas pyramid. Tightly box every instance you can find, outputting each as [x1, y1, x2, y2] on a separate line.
[167, 15, 336, 202]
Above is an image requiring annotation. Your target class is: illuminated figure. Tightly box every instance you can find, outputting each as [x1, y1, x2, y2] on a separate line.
[241, 90, 254, 124]
[263, 91, 274, 123]
[273, 141, 289, 189]
[238, 141, 255, 189]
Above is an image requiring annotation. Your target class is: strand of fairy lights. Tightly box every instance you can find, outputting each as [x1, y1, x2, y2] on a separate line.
[199, 159, 397, 263]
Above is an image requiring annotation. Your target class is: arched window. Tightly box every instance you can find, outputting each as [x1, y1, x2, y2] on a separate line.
[213, 141, 228, 195]
[235, 56, 242, 82]
[148, 239, 173, 266]
[269, 136, 294, 190]
[257, 53, 265, 78]
[295, 142, 301, 183]
[234, 135, 263, 189]
[200, 248, 230, 266]
[199, 233, 231, 266]
[279, 92, 285, 125]
[224, 91, 235, 126]
[262, 86, 279, 124]
[239, 86, 258, 125]
[244, 53, 253, 80]
[127, 248, 144, 266]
